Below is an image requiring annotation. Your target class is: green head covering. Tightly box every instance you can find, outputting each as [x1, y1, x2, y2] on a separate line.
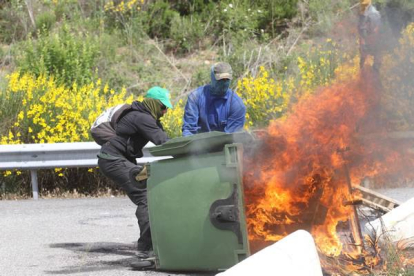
[145, 86, 173, 109]
[142, 98, 164, 120]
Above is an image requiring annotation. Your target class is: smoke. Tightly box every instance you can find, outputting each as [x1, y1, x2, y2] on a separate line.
[242, 1, 414, 189]
[240, 4, 414, 258]
[382, 1, 414, 39]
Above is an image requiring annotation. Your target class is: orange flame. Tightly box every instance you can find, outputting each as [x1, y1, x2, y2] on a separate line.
[243, 69, 414, 271]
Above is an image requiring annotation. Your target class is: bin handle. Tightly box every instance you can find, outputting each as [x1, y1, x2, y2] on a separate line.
[209, 183, 243, 244]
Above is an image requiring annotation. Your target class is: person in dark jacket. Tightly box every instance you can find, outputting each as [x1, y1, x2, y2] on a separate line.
[97, 86, 172, 263]
[182, 62, 246, 136]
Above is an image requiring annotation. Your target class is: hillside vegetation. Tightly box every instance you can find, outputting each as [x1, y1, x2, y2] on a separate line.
[0, 0, 413, 197]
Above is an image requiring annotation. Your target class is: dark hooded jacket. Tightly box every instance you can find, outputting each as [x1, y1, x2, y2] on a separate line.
[358, 5, 381, 46]
[100, 101, 168, 163]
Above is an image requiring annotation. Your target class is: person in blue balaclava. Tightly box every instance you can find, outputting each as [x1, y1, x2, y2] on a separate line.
[182, 62, 246, 136]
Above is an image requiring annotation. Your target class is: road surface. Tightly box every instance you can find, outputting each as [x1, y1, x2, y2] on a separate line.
[1, 188, 413, 276]
[0, 196, 213, 276]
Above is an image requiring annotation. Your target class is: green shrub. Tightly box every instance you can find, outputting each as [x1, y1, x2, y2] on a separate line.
[256, 0, 298, 36]
[190, 65, 211, 88]
[119, 16, 147, 45]
[0, 169, 121, 199]
[221, 40, 267, 79]
[167, 0, 299, 39]
[15, 23, 100, 86]
[145, 1, 180, 39]
[51, 0, 79, 21]
[35, 11, 56, 34]
[169, 0, 216, 16]
[0, 173, 31, 198]
[169, 14, 205, 53]
[0, 0, 32, 43]
[306, 0, 354, 35]
[103, 0, 146, 42]
[212, 1, 264, 43]
[0, 74, 26, 139]
[381, 0, 414, 38]
[378, 0, 414, 10]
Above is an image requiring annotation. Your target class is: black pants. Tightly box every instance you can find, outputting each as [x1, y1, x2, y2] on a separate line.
[98, 157, 152, 251]
[360, 43, 381, 71]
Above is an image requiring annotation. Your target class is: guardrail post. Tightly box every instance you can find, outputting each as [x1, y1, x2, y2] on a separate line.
[30, 169, 39, 200]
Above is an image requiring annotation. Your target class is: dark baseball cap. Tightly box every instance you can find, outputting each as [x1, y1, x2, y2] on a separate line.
[213, 62, 233, 80]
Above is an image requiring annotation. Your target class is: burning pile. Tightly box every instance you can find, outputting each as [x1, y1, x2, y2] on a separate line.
[243, 65, 414, 272]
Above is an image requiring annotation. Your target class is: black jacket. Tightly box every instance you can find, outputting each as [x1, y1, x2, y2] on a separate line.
[101, 101, 168, 163]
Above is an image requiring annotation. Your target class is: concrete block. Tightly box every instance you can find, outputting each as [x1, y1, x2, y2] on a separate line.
[365, 197, 414, 248]
[216, 230, 323, 276]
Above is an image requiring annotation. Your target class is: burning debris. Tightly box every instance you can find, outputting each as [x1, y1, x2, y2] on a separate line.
[242, 62, 414, 274]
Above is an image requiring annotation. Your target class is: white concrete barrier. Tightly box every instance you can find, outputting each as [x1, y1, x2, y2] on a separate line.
[365, 197, 414, 248]
[216, 230, 323, 276]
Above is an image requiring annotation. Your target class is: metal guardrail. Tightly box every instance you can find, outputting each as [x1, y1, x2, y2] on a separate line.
[0, 142, 170, 199]
[1, 132, 412, 200]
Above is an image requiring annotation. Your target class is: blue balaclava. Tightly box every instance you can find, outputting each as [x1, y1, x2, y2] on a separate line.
[210, 64, 231, 96]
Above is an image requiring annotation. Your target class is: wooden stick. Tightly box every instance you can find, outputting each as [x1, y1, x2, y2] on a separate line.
[24, 0, 36, 29]
[340, 149, 364, 253]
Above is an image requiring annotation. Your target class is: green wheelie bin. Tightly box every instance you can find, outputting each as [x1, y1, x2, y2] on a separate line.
[146, 131, 252, 271]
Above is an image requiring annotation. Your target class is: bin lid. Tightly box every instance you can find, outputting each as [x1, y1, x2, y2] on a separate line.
[149, 131, 254, 157]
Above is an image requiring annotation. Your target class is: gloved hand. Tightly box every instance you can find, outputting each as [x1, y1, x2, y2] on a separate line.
[129, 165, 148, 189]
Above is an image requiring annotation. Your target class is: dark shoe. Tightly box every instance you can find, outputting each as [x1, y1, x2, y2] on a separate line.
[130, 259, 155, 270]
[136, 250, 153, 259]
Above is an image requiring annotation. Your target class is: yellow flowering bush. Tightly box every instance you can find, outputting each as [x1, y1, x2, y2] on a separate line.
[296, 39, 350, 97]
[161, 99, 185, 138]
[381, 23, 414, 130]
[237, 40, 350, 128]
[104, 0, 145, 13]
[333, 56, 360, 83]
[1, 36, 359, 145]
[237, 66, 292, 127]
[0, 33, 375, 193]
[0, 71, 134, 145]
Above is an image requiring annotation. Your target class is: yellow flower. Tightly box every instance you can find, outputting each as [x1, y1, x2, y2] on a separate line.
[237, 67, 290, 127]
[18, 111, 24, 120]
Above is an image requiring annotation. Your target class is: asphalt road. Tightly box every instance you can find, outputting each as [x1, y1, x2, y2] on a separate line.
[0, 196, 213, 276]
[1, 188, 413, 276]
